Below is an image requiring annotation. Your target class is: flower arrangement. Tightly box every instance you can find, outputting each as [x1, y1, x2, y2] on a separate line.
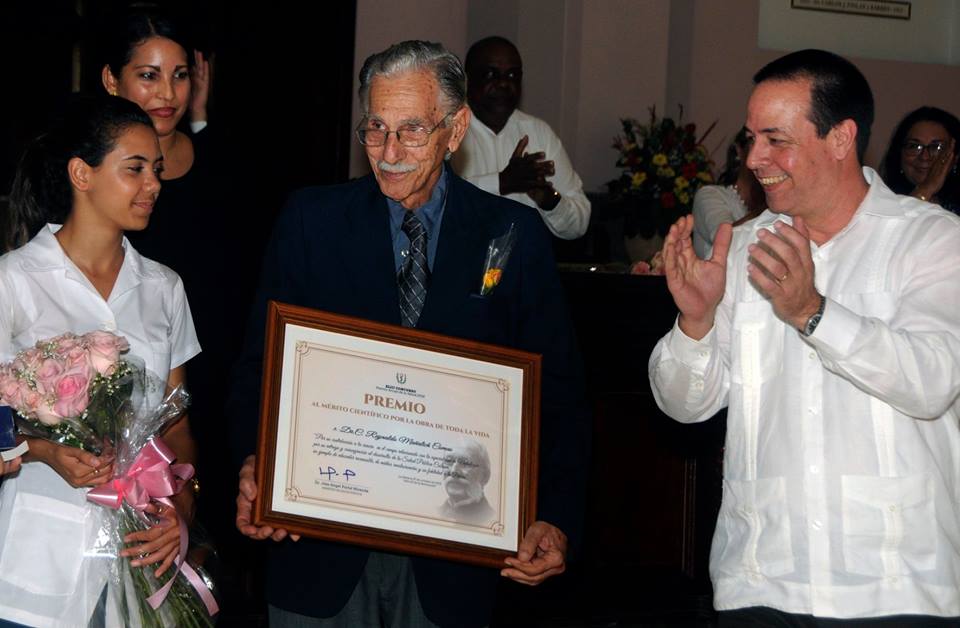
[610, 107, 716, 238]
[0, 332, 218, 627]
[0, 331, 131, 453]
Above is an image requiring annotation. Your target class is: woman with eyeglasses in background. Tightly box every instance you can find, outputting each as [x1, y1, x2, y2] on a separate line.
[881, 106, 960, 213]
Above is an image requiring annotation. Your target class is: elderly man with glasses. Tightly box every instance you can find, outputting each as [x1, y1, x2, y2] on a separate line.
[229, 40, 589, 628]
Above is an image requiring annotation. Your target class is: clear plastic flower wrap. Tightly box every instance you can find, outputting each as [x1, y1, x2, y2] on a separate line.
[479, 222, 517, 296]
[0, 332, 218, 626]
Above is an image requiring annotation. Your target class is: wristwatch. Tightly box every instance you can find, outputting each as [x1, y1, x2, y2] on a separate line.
[800, 295, 826, 337]
[542, 189, 561, 212]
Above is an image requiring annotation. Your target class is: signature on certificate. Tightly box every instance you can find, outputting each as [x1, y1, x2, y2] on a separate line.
[318, 465, 356, 482]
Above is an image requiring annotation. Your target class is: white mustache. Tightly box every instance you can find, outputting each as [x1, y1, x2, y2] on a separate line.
[378, 161, 416, 174]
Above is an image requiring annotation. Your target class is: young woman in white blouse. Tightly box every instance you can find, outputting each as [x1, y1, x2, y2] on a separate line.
[0, 95, 201, 627]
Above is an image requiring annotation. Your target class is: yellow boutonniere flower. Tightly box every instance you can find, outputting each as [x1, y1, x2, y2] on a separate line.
[631, 171, 647, 187]
[674, 176, 690, 190]
[482, 268, 503, 295]
[678, 191, 690, 205]
[696, 171, 713, 182]
[657, 166, 675, 178]
[652, 153, 668, 166]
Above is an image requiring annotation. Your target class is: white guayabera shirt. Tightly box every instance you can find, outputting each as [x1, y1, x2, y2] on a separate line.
[649, 169, 960, 619]
[451, 108, 591, 240]
[0, 225, 200, 627]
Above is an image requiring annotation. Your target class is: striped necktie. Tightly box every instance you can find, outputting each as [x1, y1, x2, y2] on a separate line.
[398, 211, 430, 327]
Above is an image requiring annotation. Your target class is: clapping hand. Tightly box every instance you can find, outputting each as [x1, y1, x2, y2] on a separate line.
[913, 138, 957, 203]
[499, 136, 555, 196]
[745, 217, 822, 329]
[662, 215, 732, 340]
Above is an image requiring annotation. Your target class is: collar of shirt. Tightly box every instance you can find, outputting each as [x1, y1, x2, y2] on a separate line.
[17, 224, 163, 304]
[20, 224, 151, 276]
[469, 108, 519, 138]
[387, 165, 449, 273]
[749, 167, 902, 260]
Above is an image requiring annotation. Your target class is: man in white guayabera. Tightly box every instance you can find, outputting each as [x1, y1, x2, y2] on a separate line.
[649, 49, 960, 626]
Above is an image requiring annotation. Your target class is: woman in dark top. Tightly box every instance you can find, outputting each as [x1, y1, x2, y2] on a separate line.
[98, 9, 246, 542]
[880, 106, 960, 213]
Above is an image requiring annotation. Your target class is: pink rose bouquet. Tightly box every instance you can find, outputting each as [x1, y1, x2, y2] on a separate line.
[0, 332, 217, 627]
[0, 332, 130, 452]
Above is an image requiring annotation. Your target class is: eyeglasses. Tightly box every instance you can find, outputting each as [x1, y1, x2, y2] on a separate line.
[356, 113, 452, 148]
[477, 68, 522, 83]
[902, 141, 946, 158]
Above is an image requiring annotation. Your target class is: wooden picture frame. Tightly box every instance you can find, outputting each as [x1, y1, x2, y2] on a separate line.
[254, 301, 541, 568]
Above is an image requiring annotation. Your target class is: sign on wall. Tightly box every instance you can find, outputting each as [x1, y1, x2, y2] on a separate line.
[759, 0, 960, 66]
[791, 0, 911, 20]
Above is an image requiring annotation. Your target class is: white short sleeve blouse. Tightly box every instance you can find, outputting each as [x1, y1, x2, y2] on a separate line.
[0, 225, 201, 627]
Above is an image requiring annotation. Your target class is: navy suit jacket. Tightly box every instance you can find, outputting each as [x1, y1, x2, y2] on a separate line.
[229, 171, 590, 627]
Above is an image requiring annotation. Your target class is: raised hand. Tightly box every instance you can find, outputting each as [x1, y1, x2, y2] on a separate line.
[499, 135, 556, 196]
[189, 49, 212, 125]
[662, 215, 732, 340]
[745, 216, 821, 329]
[914, 137, 957, 203]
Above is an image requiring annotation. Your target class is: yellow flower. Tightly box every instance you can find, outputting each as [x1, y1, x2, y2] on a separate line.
[657, 167, 675, 178]
[677, 191, 690, 205]
[696, 172, 713, 182]
[652, 153, 668, 166]
[631, 171, 647, 187]
[482, 268, 503, 294]
[674, 176, 690, 190]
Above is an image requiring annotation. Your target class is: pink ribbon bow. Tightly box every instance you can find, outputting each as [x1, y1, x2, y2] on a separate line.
[87, 437, 219, 616]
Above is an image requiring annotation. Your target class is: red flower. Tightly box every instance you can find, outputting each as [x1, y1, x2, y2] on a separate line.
[682, 162, 698, 179]
[661, 192, 676, 208]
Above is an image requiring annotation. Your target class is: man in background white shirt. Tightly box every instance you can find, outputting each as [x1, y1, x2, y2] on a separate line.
[650, 49, 960, 626]
[451, 36, 590, 240]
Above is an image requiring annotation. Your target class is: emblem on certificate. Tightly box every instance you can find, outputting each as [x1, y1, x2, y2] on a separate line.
[254, 302, 541, 567]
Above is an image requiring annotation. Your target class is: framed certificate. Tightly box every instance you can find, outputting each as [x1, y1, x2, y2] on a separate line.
[254, 301, 541, 567]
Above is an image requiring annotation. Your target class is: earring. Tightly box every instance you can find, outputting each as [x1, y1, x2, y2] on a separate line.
[109, 89, 117, 96]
